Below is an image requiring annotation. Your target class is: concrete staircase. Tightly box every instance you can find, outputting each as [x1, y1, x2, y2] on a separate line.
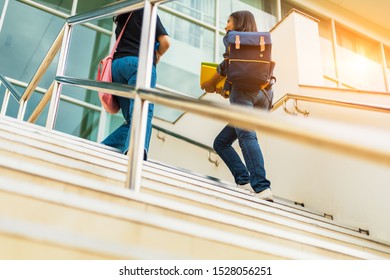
[1, 115, 389, 259]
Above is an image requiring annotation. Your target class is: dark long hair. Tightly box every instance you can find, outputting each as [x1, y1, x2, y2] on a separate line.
[230, 10, 258, 32]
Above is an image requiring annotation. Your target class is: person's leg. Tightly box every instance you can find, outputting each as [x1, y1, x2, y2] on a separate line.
[229, 88, 271, 194]
[235, 127, 270, 193]
[102, 57, 156, 156]
[213, 125, 250, 185]
[101, 57, 133, 153]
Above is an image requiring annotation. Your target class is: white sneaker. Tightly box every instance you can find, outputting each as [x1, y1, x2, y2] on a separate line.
[237, 183, 253, 192]
[254, 188, 274, 202]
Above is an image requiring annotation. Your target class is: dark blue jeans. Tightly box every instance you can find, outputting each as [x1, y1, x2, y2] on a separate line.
[213, 87, 272, 193]
[102, 56, 157, 154]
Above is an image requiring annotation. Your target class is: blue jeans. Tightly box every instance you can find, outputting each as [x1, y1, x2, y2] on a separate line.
[213, 87, 272, 193]
[101, 56, 157, 154]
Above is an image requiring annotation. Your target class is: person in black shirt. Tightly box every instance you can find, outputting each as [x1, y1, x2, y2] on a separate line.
[102, 9, 170, 159]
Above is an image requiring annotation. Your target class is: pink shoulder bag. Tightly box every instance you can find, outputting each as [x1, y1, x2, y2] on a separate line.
[97, 13, 132, 114]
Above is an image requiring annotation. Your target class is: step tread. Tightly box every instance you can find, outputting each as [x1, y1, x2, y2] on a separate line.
[1, 116, 389, 257]
[2, 157, 390, 256]
[0, 180, 336, 260]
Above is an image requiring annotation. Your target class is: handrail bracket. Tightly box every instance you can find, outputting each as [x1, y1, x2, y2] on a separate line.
[283, 99, 309, 116]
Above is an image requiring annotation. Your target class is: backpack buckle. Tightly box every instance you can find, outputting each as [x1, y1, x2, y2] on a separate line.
[260, 36, 265, 52]
[235, 35, 240, 49]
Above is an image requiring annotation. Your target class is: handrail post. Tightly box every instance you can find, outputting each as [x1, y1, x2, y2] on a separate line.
[126, 1, 158, 191]
[1, 89, 10, 116]
[16, 100, 27, 121]
[96, 107, 108, 142]
[46, 23, 72, 129]
[0, 0, 9, 33]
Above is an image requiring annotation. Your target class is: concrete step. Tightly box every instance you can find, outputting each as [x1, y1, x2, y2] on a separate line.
[140, 163, 390, 256]
[0, 178, 326, 260]
[0, 216, 174, 260]
[1, 149, 389, 259]
[1, 116, 390, 259]
[0, 118, 359, 228]
[0, 126, 368, 245]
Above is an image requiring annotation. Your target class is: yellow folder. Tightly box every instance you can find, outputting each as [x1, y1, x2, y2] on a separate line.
[200, 62, 226, 90]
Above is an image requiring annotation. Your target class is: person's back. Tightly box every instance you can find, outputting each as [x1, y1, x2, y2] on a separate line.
[101, 9, 170, 159]
[114, 10, 169, 65]
[202, 10, 273, 202]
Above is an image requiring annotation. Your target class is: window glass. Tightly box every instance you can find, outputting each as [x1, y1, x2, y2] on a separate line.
[55, 98, 101, 141]
[318, 18, 336, 79]
[105, 114, 125, 136]
[0, 84, 24, 119]
[0, 1, 107, 139]
[0, 1, 64, 85]
[0, 0, 5, 14]
[164, 0, 216, 25]
[33, 0, 73, 14]
[153, 8, 215, 122]
[336, 25, 381, 63]
[76, 0, 116, 30]
[336, 24, 385, 91]
[65, 25, 111, 105]
[23, 89, 47, 124]
[219, 0, 277, 31]
[32, 0, 116, 30]
[157, 9, 215, 97]
[385, 45, 390, 68]
[76, 0, 114, 13]
[154, 104, 184, 123]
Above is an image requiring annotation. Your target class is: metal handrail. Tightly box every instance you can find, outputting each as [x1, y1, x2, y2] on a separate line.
[0, 75, 22, 102]
[273, 93, 390, 114]
[21, 26, 65, 103]
[43, 0, 176, 192]
[56, 76, 390, 165]
[152, 124, 219, 166]
[153, 124, 214, 152]
[0, 24, 64, 122]
[21, 0, 390, 194]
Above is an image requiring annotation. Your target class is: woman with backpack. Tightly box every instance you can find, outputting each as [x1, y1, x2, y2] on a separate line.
[201, 10, 274, 202]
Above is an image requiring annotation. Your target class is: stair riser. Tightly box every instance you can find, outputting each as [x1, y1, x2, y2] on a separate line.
[0, 175, 383, 259]
[0, 191, 284, 260]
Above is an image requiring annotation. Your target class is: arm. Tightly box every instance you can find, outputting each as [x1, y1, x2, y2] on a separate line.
[201, 72, 225, 93]
[155, 35, 170, 64]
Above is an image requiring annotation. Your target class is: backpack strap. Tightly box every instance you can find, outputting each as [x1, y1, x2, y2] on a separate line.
[110, 13, 132, 56]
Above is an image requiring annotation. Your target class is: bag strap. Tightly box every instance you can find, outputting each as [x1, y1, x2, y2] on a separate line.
[110, 13, 132, 56]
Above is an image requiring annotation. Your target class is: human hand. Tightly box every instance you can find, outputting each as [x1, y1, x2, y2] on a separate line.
[155, 50, 162, 64]
[201, 80, 216, 93]
[215, 86, 229, 98]
[219, 90, 229, 99]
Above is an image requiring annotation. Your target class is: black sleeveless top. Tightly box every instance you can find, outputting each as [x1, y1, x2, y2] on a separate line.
[113, 9, 168, 65]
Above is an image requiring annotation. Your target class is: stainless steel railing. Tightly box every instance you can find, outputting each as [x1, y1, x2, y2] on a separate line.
[40, 0, 172, 191]
[0, 0, 185, 193]
[152, 124, 220, 166]
[3, 0, 390, 195]
[273, 93, 390, 116]
[56, 75, 390, 164]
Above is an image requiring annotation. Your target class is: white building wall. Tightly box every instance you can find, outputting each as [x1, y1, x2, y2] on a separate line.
[149, 9, 390, 244]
